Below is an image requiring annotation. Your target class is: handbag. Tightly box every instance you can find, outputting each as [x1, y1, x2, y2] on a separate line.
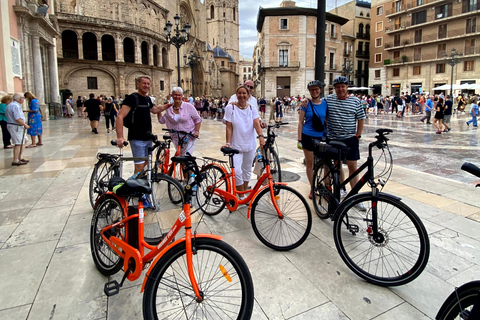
[309, 101, 325, 132]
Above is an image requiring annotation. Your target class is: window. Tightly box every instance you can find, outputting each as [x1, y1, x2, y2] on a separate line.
[376, 21, 383, 32]
[414, 29, 422, 43]
[412, 10, 427, 25]
[329, 52, 335, 68]
[438, 24, 447, 38]
[233, 7, 236, 21]
[414, 47, 422, 61]
[465, 39, 476, 55]
[377, 6, 383, 15]
[375, 37, 383, 47]
[438, 43, 446, 58]
[221, 61, 224, 67]
[248, 67, 251, 72]
[436, 63, 445, 73]
[464, 60, 474, 71]
[160, 80, 164, 91]
[394, 1, 402, 12]
[413, 66, 421, 75]
[280, 19, 288, 29]
[393, 51, 400, 59]
[279, 49, 288, 66]
[393, 68, 400, 76]
[463, 0, 479, 12]
[416, 0, 424, 5]
[11, 39, 22, 77]
[375, 69, 381, 78]
[329, 73, 334, 85]
[223, 12, 225, 17]
[466, 17, 476, 33]
[394, 17, 402, 30]
[394, 34, 400, 47]
[330, 24, 336, 38]
[375, 53, 382, 62]
[210, 5, 214, 19]
[435, 4, 451, 19]
[87, 77, 98, 89]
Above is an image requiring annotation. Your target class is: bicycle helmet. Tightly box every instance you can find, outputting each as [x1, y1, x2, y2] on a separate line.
[333, 76, 349, 86]
[307, 80, 323, 89]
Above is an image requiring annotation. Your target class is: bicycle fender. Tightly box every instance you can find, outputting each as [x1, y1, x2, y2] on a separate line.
[247, 182, 288, 219]
[141, 234, 222, 293]
[92, 192, 127, 210]
[332, 192, 401, 220]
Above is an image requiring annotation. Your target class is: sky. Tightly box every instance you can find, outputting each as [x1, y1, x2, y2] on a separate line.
[238, 0, 354, 59]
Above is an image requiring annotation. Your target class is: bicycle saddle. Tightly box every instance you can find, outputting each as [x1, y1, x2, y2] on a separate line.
[328, 140, 348, 149]
[376, 128, 393, 135]
[109, 177, 152, 196]
[220, 146, 240, 155]
[163, 134, 171, 141]
[171, 156, 196, 164]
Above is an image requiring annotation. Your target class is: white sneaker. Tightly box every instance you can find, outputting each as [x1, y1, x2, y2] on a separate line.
[355, 202, 367, 211]
[340, 189, 348, 199]
[214, 118, 217, 121]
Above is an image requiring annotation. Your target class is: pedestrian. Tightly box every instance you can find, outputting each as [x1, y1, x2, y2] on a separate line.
[103, 97, 118, 133]
[275, 98, 283, 123]
[24, 92, 43, 147]
[433, 97, 445, 134]
[259, 97, 266, 119]
[84, 93, 101, 134]
[458, 96, 466, 115]
[223, 85, 265, 198]
[466, 101, 479, 127]
[297, 80, 326, 199]
[324, 76, 366, 210]
[269, 97, 276, 123]
[0, 95, 13, 149]
[65, 95, 74, 118]
[443, 95, 452, 132]
[6, 93, 30, 166]
[76, 96, 83, 117]
[116, 75, 168, 174]
[420, 95, 433, 124]
[158, 87, 202, 156]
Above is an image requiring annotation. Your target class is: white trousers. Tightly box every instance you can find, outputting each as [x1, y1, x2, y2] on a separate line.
[233, 148, 255, 186]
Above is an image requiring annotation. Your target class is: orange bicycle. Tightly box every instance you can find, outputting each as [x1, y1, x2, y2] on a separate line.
[90, 153, 254, 319]
[197, 123, 312, 251]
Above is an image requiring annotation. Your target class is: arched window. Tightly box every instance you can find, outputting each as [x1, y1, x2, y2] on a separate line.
[124, 38, 135, 63]
[62, 30, 78, 59]
[162, 47, 168, 67]
[101, 35, 115, 61]
[358, 23, 364, 35]
[141, 41, 149, 65]
[83, 32, 97, 60]
[210, 5, 214, 19]
[233, 7, 236, 21]
[153, 44, 158, 66]
[366, 24, 371, 36]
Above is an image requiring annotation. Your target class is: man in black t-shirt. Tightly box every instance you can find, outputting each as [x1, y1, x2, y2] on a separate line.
[84, 93, 101, 133]
[443, 95, 453, 132]
[116, 76, 168, 173]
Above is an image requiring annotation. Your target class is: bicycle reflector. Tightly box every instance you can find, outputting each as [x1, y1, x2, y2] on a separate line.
[219, 265, 232, 282]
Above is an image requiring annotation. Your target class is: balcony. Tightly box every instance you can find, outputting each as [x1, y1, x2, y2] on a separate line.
[464, 46, 480, 55]
[261, 61, 300, 68]
[356, 50, 370, 58]
[356, 32, 370, 40]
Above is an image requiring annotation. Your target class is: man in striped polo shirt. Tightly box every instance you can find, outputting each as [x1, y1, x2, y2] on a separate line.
[325, 76, 366, 209]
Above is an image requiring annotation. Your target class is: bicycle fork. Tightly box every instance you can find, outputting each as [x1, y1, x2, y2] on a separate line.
[366, 187, 383, 243]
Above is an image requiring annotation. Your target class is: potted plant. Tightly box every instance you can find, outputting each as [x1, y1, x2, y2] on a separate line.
[401, 55, 408, 62]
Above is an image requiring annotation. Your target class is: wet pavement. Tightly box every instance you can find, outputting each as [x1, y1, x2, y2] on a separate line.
[0, 109, 479, 319]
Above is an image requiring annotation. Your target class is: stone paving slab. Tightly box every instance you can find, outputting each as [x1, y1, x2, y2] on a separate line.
[0, 112, 478, 319]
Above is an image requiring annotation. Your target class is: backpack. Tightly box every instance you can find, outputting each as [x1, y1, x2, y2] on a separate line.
[122, 93, 151, 128]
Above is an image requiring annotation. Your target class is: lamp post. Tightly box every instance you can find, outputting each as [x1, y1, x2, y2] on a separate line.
[342, 58, 353, 84]
[164, 14, 191, 87]
[184, 50, 200, 97]
[444, 48, 462, 97]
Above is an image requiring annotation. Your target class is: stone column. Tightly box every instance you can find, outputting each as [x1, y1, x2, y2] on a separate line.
[148, 42, 153, 66]
[135, 37, 141, 64]
[97, 37, 103, 61]
[48, 45, 60, 103]
[77, 36, 83, 60]
[31, 35, 45, 105]
[116, 34, 124, 62]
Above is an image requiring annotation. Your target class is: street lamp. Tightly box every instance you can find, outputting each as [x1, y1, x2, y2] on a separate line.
[342, 58, 353, 84]
[444, 48, 462, 97]
[164, 14, 191, 87]
[184, 50, 201, 97]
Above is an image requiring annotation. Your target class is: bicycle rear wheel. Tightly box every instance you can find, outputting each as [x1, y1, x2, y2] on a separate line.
[143, 238, 254, 320]
[197, 164, 228, 215]
[333, 193, 430, 286]
[436, 280, 480, 320]
[312, 159, 337, 219]
[90, 195, 125, 275]
[146, 174, 184, 245]
[251, 184, 312, 251]
[89, 158, 119, 208]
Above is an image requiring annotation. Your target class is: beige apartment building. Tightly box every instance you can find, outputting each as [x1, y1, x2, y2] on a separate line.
[239, 56, 254, 83]
[254, 1, 349, 99]
[371, 0, 480, 96]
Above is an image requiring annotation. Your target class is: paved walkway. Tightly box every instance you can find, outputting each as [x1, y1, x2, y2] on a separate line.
[0, 110, 479, 319]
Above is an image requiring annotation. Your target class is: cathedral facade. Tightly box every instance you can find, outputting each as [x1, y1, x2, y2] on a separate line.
[55, 0, 239, 100]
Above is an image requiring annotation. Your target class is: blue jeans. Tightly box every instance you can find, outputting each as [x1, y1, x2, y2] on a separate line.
[466, 114, 478, 126]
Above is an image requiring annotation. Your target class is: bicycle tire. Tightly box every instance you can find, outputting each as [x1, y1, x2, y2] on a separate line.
[153, 147, 167, 176]
[90, 195, 125, 276]
[197, 164, 228, 215]
[89, 158, 119, 208]
[312, 159, 337, 219]
[436, 280, 480, 320]
[142, 238, 254, 320]
[270, 148, 282, 183]
[333, 193, 430, 286]
[168, 162, 185, 202]
[146, 174, 184, 245]
[251, 184, 312, 251]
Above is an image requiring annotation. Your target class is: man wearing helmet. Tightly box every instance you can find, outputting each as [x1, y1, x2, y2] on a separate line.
[325, 76, 366, 209]
[298, 80, 327, 198]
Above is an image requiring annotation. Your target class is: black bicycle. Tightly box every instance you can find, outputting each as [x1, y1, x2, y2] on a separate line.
[311, 128, 430, 286]
[435, 162, 480, 320]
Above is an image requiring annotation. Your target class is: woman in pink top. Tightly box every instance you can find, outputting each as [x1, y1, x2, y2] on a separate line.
[158, 87, 202, 156]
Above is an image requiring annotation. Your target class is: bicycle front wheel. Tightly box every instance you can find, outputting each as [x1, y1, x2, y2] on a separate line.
[90, 195, 125, 276]
[436, 280, 480, 320]
[312, 159, 337, 219]
[143, 238, 254, 320]
[197, 163, 228, 215]
[168, 162, 185, 202]
[333, 193, 430, 286]
[269, 148, 282, 183]
[89, 158, 119, 208]
[251, 184, 312, 251]
[146, 174, 184, 245]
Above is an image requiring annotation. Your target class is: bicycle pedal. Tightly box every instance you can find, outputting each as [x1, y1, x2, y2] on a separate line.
[104, 280, 120, 297]
[348, 224, 359, 234]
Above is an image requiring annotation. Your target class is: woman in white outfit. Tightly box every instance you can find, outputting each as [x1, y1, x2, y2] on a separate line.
[223, 85, 265, 198]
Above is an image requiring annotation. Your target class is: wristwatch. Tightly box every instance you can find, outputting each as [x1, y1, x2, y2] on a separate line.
[356, 134, 362, 139]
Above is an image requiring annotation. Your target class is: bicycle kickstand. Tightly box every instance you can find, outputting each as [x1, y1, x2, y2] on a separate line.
[104, 264, 134, 297]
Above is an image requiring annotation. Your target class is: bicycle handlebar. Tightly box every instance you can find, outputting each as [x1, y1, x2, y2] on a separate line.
[162, 128, 195, 137]
[111, 140, 129, 147]
[461, 162, 480, 179]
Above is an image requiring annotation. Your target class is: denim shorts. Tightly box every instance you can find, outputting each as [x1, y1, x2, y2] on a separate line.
[130, 139, 152, 164]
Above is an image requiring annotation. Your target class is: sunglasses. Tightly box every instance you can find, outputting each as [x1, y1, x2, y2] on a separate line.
[248, 86, 254, 89]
